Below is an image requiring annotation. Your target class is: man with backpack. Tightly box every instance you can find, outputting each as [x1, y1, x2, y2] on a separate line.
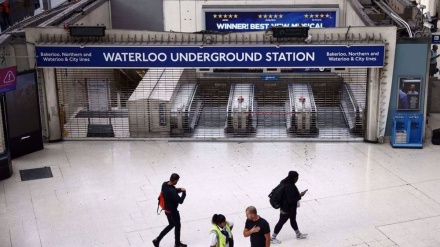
[153, 173, 187, 247]
[269, 171, 308, 244]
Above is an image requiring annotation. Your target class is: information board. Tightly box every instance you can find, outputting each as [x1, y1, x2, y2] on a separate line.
[35, 45, 385, 68]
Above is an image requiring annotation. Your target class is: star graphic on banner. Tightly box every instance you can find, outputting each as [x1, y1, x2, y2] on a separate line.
[264, 14, 268, 18]
[258, 14, 263, 18]
[274, 14, 278, 18]
[269, 14, 273, 18]
[326, 13, 330, 18]
[320, 14, 324, 18]
[310, 13, 314, 18]
[218, 14, 222, 18]
[304, 14, 309, 18]
[279, 14, 283, 18]
[315, 14, 319, 18]
[234, 14, 238, 18]
[213, 14, 217, 18]
[229, 14, 233, 18]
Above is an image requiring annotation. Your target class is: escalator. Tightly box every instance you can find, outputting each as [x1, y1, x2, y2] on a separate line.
[170, 83, 201, 135]
[225, 83, 257, 135]
[286, 83, 318, 136]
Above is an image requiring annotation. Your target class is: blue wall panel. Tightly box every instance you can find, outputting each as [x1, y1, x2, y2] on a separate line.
[385, 43, 429, 136]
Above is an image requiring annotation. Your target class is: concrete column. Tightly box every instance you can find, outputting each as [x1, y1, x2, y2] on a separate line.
[43, 0, 52, 10]
[43, 68, 62, 142]
[364, 68, 381, 142]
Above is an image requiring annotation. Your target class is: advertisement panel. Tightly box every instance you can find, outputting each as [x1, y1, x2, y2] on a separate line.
[397, 77, 421, 111]
[35, 45, 385, 68]
[204, 10, 338, 32]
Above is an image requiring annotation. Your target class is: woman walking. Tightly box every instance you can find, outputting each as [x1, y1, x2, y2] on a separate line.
[271, 171, 308, 244]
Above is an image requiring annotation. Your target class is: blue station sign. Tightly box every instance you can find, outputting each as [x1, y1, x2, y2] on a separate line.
[35, 45, 385, 68]
[432, 33, 440, 44]
[204, 10, 337, 32]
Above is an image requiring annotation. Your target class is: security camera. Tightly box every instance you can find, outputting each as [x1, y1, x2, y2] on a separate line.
[417, 4, 426, 9]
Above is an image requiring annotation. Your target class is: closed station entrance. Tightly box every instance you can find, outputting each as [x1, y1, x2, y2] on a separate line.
[31, 27, 393, 142]
[54, 68, 367, 140]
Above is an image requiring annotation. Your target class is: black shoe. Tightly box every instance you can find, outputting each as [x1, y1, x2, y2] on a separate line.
[175, 243, 187, 247]
[152, 239, 159, 247]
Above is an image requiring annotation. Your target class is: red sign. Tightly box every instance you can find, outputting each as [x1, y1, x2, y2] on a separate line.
[0, 66, 17, 93]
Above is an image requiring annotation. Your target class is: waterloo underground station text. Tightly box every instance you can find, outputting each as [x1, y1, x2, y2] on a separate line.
[102, 51, 316, 63]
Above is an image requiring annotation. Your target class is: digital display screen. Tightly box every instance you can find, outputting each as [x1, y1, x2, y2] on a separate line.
[5, 71, 41, 138]
[69, 26, 106, 37]
[397, 77, 421, 111]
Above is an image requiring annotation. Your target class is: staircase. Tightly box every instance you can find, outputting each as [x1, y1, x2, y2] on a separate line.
[312, 83, 348, 135]
[255, 86, 288, 127]
[196, 84, 229, 128]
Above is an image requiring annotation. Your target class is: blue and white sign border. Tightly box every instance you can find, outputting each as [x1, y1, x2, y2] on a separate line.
[36, 44, 385, 69]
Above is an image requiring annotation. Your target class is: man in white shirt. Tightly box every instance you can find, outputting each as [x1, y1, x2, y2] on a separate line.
[430, 45, 440, 76]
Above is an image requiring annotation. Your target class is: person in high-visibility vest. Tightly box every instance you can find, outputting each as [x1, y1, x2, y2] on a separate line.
[1, 0, 11, 28]
[210, 214, 234, 247]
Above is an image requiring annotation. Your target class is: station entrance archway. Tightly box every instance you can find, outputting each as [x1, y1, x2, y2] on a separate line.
[30, 27, 396, 142]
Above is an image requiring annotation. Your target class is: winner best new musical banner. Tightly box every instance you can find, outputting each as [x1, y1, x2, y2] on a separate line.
[204, 10, 338, 32]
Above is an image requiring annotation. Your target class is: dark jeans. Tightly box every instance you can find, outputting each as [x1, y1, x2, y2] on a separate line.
[274, 208, 298, 234]
[430, 63, 437, 77]
[157, 211, 181, 246]
[2, 13, 11, 28]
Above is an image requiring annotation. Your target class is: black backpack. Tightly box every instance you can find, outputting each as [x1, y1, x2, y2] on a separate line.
[268, 183, 286, 209]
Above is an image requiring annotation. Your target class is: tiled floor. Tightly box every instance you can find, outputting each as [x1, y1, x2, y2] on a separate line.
[1, 119, 440, 246]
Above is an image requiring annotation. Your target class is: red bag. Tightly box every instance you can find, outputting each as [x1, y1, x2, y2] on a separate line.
[157, 192, 170, 214]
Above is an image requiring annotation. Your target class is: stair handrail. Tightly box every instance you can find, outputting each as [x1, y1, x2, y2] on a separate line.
[226, 84, 236, 116]
[343, 83, 360, 113]
[186, 83, 199, 114]
[307, 83, 318, 114]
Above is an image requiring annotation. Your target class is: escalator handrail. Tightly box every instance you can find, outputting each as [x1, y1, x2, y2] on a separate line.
[288, 84, 295, 113]
[250, 84, 255, 114]
[185, 83, 199, 117]
[307, 83, 318, 114]
[343, 83, 360, 112]
[190, 101, 203, 130]
[226, 84, 236, 116]
[287, 84, 296, 129]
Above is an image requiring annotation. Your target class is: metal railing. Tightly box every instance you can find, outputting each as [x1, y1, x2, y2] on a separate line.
[340, 83, 363, 133]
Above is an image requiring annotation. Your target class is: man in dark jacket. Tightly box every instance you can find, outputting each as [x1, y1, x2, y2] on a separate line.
[271, 171, 308, 244]
[153, 173, 187, 247]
